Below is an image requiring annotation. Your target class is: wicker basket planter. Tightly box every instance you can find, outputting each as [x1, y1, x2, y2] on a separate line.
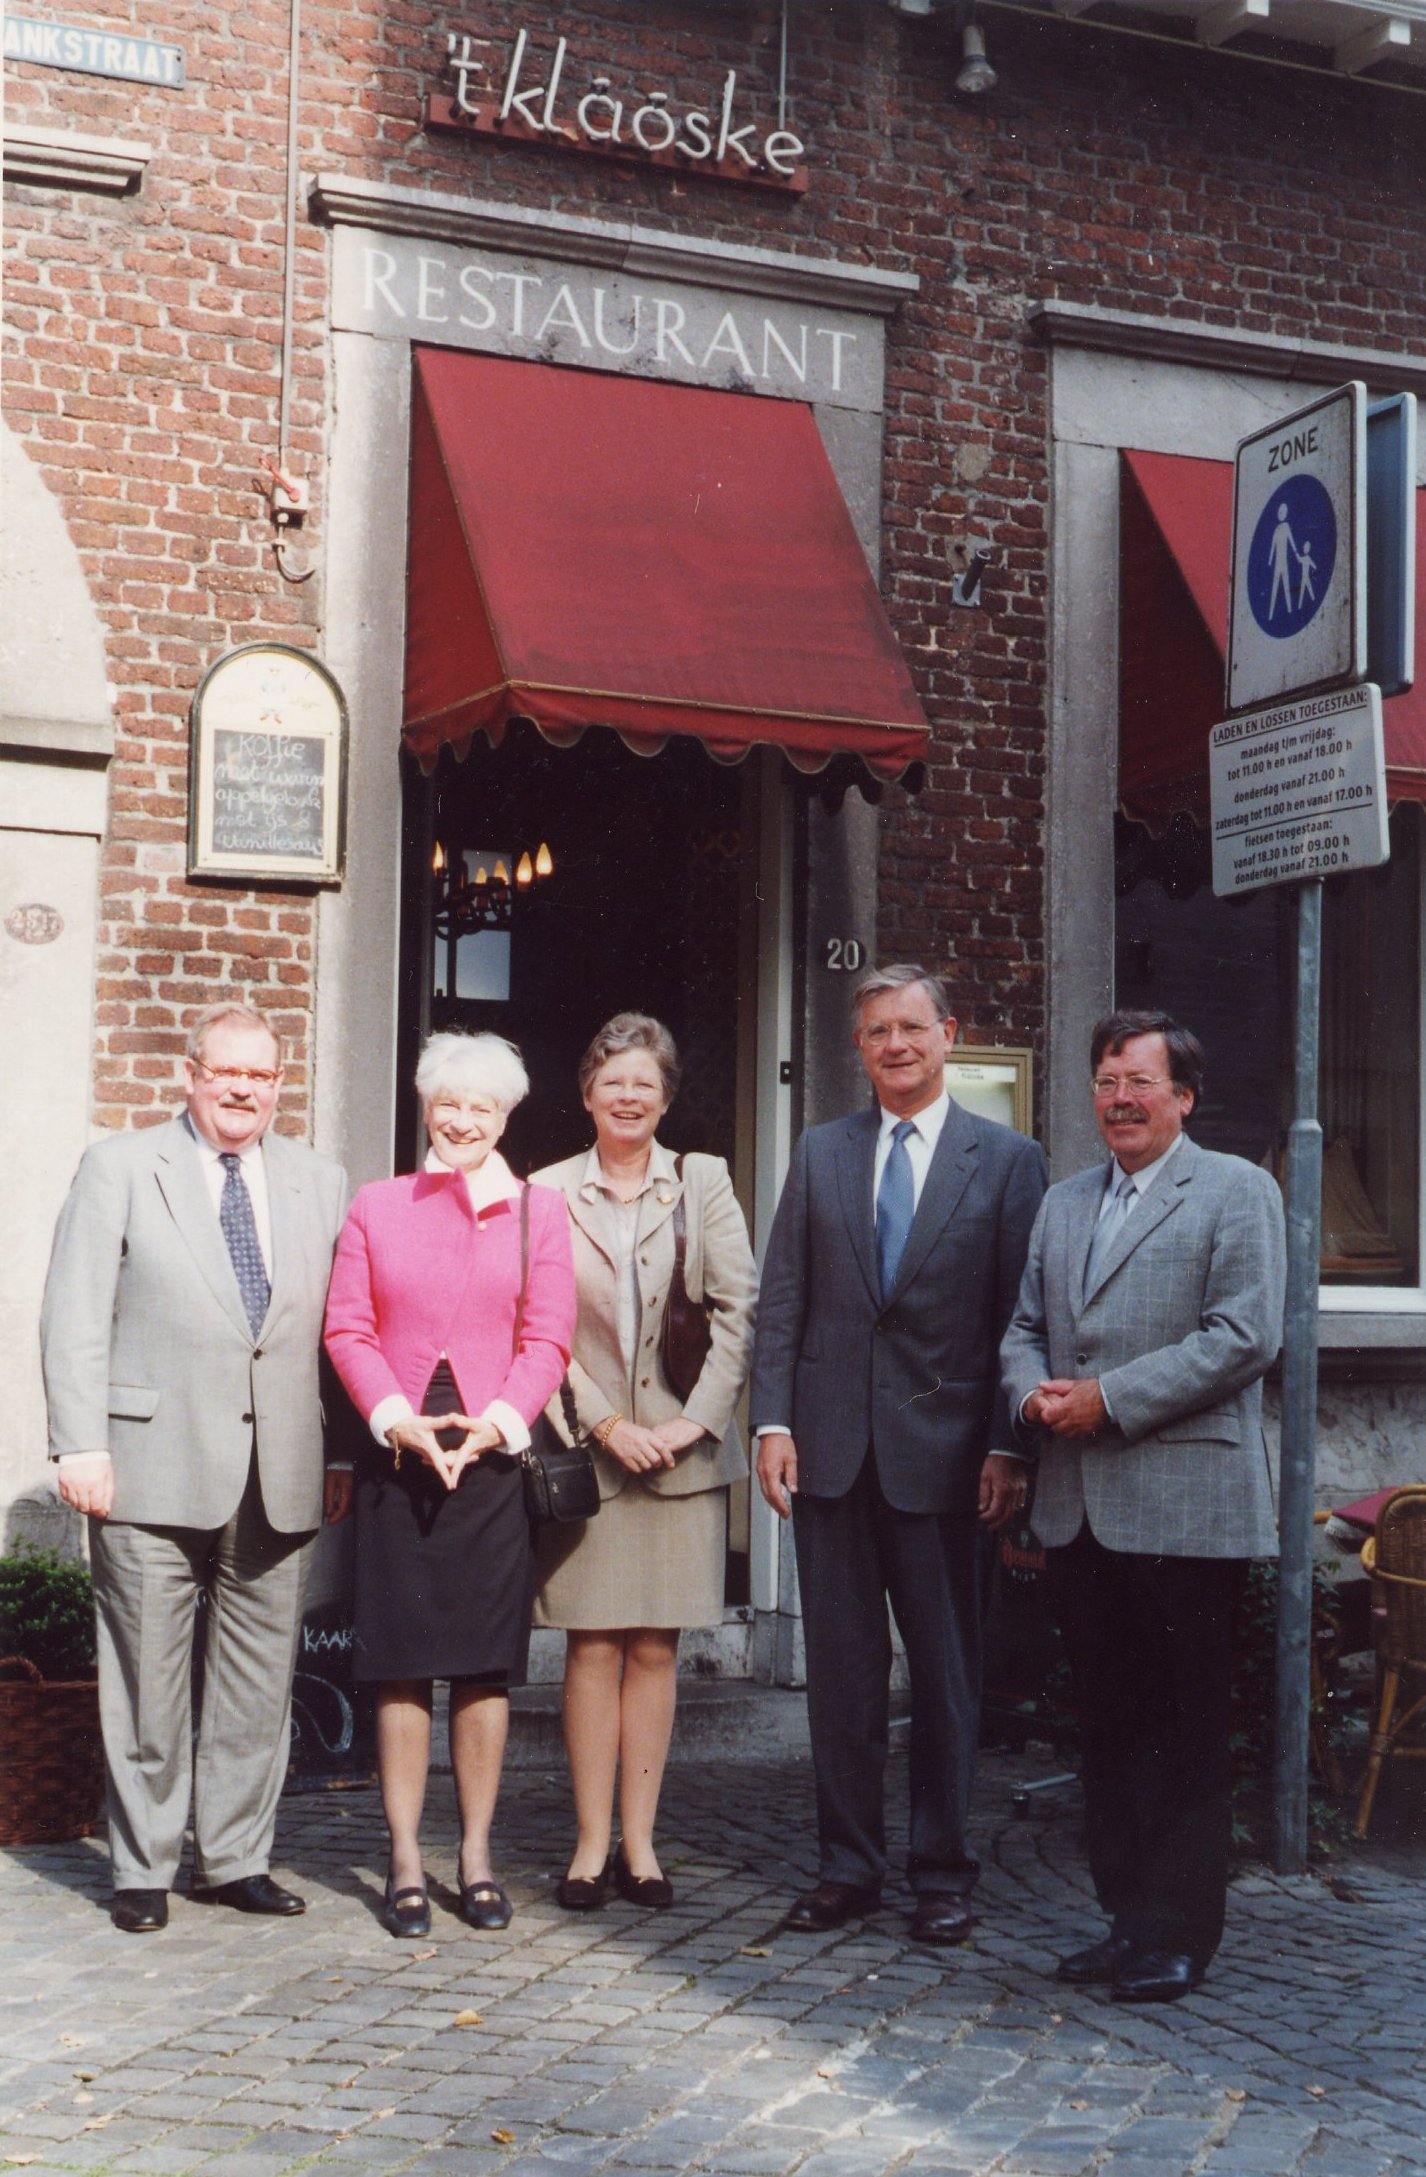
[0, 1656, 105, 1846]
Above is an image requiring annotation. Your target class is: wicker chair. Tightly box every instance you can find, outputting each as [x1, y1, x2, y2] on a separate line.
[1353, 1486, 1426, 1838]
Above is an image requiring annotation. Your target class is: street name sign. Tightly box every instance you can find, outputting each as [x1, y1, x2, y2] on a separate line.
[1227, 383, 1367, 712]
[1208, 682, 1387, 897]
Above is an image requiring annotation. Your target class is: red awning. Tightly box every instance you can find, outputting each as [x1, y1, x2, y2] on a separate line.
[404, 347, 930, 780]
[1119, 447, 1426, 828]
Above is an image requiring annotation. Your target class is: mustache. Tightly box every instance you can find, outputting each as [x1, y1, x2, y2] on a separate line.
[1107, 1104, 1148, 1122]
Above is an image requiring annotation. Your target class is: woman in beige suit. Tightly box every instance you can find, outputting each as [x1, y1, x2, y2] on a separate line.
[533, 1014, 757, 1910]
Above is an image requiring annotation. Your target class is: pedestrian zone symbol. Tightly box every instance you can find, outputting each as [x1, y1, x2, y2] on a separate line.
[1246, 474, 1336, 641]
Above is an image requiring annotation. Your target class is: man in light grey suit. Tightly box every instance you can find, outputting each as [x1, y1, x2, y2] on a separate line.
[752, 966, 1047, 1945]
[41, 1002, 351, 1932]
[1001, 1009, 1285, 2003]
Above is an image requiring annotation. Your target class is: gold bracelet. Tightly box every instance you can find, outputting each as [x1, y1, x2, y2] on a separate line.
[592, 1413, 624, 1450]
[385, 1431, 402, 1472]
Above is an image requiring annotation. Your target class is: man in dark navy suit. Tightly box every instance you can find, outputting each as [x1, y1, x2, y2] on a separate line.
[751, 965, 1047, 1944]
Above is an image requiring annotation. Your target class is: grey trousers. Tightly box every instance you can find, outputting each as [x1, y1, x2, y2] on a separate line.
[90, 1462, 316, 1890]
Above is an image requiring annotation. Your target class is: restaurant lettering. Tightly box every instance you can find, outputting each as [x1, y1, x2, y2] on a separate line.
[428, 24, 808, 194]
[332, 232, 879, 409]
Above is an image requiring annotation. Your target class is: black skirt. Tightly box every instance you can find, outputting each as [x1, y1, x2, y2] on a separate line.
[352, 1360, 534, 1685]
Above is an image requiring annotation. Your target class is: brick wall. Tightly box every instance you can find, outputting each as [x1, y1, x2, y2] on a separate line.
[6, 0, 1425, 1122]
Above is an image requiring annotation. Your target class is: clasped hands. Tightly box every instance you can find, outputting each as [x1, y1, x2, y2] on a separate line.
[600, 1416, 706, 1475]
[385, 1412, 505, 1490]
[1023, 1377, 1107, 1438]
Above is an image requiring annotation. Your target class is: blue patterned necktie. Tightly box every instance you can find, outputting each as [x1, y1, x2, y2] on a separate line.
[219, 1152, 270, 1337]
[875, 1118, 917, 1301]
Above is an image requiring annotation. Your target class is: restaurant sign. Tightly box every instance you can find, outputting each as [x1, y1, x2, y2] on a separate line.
[429, 24, 809, 195]
[4, 14, 184, 86]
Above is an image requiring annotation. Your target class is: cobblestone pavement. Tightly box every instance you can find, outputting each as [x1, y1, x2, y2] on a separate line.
[4, 1731, 1425, 2177]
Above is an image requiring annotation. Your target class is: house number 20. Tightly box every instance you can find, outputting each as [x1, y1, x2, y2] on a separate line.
[824, 938, 865, 970]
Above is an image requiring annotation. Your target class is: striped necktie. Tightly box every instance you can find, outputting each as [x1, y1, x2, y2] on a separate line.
[1085, 1168, 1138, 1289]
[875, 1119, 917, 1300]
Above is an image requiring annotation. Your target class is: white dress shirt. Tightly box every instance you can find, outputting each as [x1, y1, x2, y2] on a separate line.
[367, 1149, 531, 1454]
[760, 1091, 1020, 1453]
[188, 1118, 273, 1277]
[871, 1089, 952, 1216]
[1091, 1131, 1186, 1426]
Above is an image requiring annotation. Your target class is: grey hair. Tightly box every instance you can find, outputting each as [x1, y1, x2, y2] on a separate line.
[577, 1013, 681, 1102]
[416, 1030, 529, 1113]
[186, 1003, 283, 1067]
[849, 964, 952, 1028]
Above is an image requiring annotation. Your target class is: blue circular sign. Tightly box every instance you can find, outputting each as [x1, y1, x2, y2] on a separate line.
[1246, 474, 1336, 639]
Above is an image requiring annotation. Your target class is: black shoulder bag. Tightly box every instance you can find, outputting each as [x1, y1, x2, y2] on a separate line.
[514, 1184, 601, 1524]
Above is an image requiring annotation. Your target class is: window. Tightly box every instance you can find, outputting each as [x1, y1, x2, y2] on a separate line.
[1114, 804, 1422, 1296]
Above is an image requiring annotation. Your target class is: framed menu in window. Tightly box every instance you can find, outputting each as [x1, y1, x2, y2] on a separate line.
[945, 1046, 1034, 1137]
[188, 643, 347, 884]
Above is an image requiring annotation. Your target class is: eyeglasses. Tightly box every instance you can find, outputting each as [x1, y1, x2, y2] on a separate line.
[193, 1060, 282, 1087]
[1091, 1074, 1172, 1098]
[859, 1019, 944, 1046]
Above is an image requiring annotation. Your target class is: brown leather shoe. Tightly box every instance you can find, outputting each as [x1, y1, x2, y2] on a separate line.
[910, 1892, 974, 1947]
[783, 1880, 880, 1932]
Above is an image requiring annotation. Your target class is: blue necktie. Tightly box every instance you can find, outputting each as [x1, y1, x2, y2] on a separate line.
[219, 1152, 270, 1338]
[875, 1119, 917, 1300]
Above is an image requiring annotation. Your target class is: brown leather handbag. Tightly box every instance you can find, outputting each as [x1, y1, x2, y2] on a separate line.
[659, 1155, 713, 1403]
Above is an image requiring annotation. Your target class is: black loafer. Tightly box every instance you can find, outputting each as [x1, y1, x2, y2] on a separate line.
[380, 1876, 431, 1939]
[112, 1888, 168, 1933]
[1056, 1934, 1137, 1986]
[556, 1860, 611, 1911]
[783, 1880, 880, 1932]
[459, 1876, 513, 1930]
[613, 1844, 673, 1910]
[1111, 1948, 1204, 2003]
[194, 1874, 305, 1916]
[910, 1892, 975, 1947]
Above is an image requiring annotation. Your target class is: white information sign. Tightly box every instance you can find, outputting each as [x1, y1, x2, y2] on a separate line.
[1209, 682, 1387, 897]
[1227, 383, 1367, 712]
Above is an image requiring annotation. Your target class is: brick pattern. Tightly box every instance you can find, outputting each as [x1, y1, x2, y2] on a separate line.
[6, 1, 1426, 1127]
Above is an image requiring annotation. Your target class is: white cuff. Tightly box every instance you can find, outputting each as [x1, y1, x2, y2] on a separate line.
[53, 1450, 110, 1465]
[369, 1393, 415, 1446]
[755, 1424, 791, 1438]
[484, 1399, 530, 1454]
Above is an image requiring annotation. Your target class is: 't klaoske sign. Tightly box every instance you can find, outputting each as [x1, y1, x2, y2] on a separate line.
[428, 25, 809, 195]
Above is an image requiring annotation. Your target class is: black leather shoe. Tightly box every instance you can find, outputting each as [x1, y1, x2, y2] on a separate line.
[613, 1843, 673, 1910]
[1111, 1949, 1204, 2003]
[783, 1880, 880, 1932]
[112, 1889, 168, 1933]
[556, 1860, 611, 1911]
[1056, 1933, 1137, 1986]
[380, 1876, 431, 1939]
[459, 1876, 513, 1930]
[195, 1874, 305, 1916]
[910, 1892, 975, 1947]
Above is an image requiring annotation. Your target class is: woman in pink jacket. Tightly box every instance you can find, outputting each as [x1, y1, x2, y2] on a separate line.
[325, 1032, 574, 1939]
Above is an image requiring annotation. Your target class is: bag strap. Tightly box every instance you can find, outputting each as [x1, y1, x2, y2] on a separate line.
[513, 1181, 579, 1437]
[670, 1153, 689, 1296]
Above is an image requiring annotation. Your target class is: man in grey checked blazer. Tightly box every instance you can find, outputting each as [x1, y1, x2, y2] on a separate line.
[41, 1003, 351, 1933]
[1001, 1009, 1285, 2003]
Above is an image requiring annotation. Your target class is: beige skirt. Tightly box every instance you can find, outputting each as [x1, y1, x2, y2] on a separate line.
[533, 1481, 727, 1631]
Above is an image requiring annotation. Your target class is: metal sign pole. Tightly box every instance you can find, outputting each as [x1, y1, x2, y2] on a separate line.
[1272, 875, 1323, 1875]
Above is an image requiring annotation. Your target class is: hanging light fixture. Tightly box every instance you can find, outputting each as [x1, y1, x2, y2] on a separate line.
[955, 19, 997, 93]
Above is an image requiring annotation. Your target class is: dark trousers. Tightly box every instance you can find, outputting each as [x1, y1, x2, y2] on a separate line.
[1046, 1521, 1246, 1969]
[791, 1455, 986, 1896]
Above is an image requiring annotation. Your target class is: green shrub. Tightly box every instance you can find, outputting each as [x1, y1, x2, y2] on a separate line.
[0, 1544, 97, 1681]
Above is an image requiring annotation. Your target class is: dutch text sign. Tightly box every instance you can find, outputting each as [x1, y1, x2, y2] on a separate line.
[3, 15, 184, 85]
[1209, 682, 1387, 897]
[1227, 384, 1367, 712]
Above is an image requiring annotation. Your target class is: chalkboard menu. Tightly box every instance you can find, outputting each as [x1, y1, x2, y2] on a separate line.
[189, 643, 347, 883]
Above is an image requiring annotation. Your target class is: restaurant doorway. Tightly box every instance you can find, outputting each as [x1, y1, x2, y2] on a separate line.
[396, 723, 769, 1607]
